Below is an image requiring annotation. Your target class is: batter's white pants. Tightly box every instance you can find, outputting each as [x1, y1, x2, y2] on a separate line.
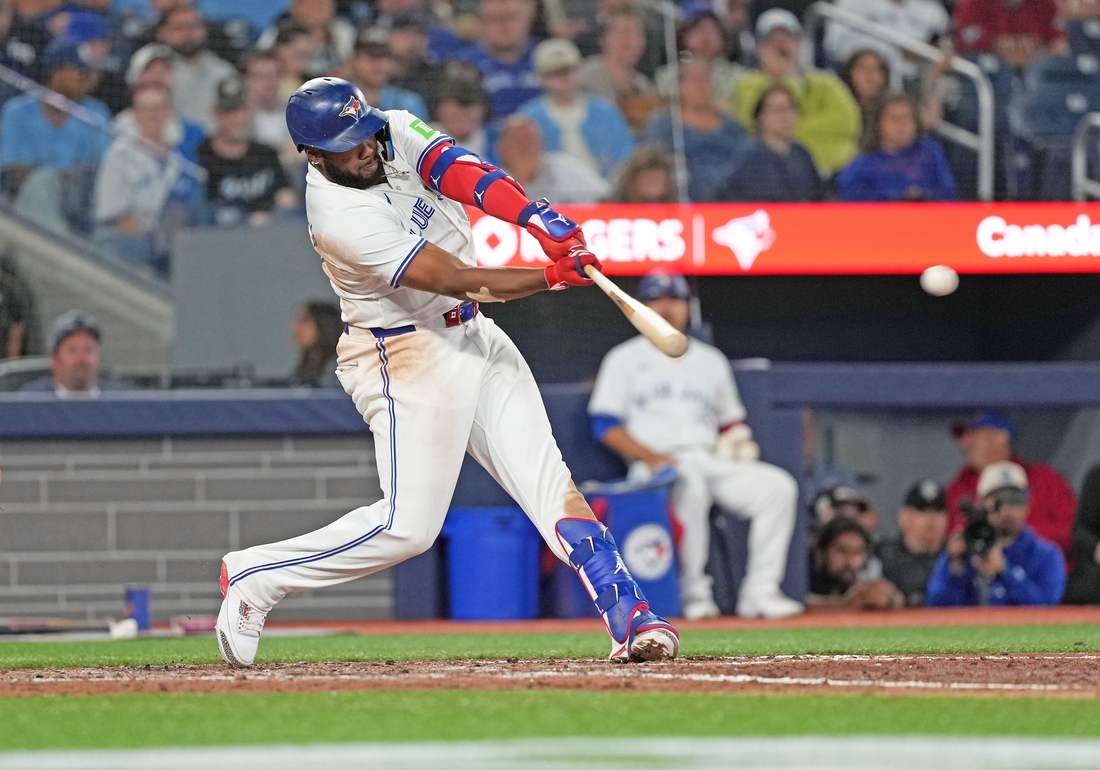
[224, 314, 589, 611]
[659, 450, 798, 605]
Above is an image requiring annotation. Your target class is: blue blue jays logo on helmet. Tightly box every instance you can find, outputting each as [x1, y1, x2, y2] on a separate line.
[338, 95, 362, 120]
[285, 77, 390, 153]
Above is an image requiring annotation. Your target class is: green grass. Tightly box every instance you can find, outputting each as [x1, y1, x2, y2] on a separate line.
[1, 623, 1098, 669]
[4, 690, 1100, 751]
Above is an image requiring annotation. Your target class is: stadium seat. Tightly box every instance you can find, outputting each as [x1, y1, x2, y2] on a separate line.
[1023, 54, 1100, 92]
[941, 55, 1017, 200]
[1007, 89, 1100, 200]
[1065, 18, 1100, 55]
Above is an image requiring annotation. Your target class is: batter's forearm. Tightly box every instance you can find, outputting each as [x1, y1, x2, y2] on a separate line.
[399, 242, 549, 301]
[440, 265, 551, 303]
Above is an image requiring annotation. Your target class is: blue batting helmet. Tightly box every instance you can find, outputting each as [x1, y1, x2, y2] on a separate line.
[637, 272, 691, 301]
[286, 77, 389, 153]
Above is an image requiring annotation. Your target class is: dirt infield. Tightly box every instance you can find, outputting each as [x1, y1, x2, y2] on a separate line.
[4, 653, 1099, 699]
[264, 606, 1100, 636]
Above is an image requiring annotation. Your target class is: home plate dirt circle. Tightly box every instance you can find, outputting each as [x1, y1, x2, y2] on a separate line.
[3, 654, 1100, 698]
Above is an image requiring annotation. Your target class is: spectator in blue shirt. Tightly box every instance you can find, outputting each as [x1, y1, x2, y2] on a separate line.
[517, 38, 634, 179]
[926, 461, 1066, 607]
[455, 0, 540, 119]
[1, 38, 111, 235]
[642, 56, 748, 202]
[719, 84, 824, 202]
[344, 28, 428, 118]
[836, 92, 958, 202]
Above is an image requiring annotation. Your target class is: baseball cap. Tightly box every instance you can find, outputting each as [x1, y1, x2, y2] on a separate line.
[903, 479, 947, 512]
[755, 8, 802, 39]
[390, 10, 430, 32]
[214, 76, 248, 112]
[977, 460, 1029, 498]
[809, 485, 874, 522]
[533, 38, 582, 76]
[637, 272, 691, 301]
[950, 410, 1017, 440]
[355, 27, 391, 57]
[64, 11, 109, 43]
[41, 38, 88, 73]
[126, 43, 174, 85]
[49, 310, 100, 353]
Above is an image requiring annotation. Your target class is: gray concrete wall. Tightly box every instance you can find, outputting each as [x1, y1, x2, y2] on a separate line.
[172, 223, 333, 379]
[0, 435, 389, 623]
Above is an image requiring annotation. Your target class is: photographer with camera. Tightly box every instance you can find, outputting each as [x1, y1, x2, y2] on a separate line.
[946, 411, 1076, 563]
[926, 461, 1065, 607]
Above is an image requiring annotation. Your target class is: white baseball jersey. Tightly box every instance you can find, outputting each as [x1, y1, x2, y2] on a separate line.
[589, 335, 747, 454]
[305, 110, 473, 329]
[224, 107, 610, 650]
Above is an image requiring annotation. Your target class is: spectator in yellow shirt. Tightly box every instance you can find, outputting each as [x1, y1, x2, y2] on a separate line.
[729, 9, 861, 176]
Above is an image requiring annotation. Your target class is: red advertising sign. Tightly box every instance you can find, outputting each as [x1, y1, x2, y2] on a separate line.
[468, 202, 1100, 275]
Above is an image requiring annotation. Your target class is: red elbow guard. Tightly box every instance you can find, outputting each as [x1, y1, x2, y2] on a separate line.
[419, 141, 530, 224]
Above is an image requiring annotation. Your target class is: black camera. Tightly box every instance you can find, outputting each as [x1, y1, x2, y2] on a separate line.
[960, 499, 997, 557]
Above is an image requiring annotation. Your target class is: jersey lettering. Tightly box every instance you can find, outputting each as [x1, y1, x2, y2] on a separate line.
[409, 118, 437, 140]
[410, 198, 436, 232]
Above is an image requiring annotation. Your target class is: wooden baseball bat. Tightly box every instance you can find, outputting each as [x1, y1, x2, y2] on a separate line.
[584, 265, 688, 358]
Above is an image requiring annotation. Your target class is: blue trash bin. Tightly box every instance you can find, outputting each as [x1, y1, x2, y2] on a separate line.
[579, 469, 682, 619]
[441, 506, 541, 620]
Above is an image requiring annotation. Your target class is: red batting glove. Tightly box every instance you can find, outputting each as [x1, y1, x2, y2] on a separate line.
[545, 246, 602, 290]
[527, 224, 588, 263]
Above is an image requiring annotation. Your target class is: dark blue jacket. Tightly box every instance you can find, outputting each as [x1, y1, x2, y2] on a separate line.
[925, 527, 1066, 607]
[836, 135, 959, 202]
[718, 138, 824, 202]
[643, 112, 748, 202]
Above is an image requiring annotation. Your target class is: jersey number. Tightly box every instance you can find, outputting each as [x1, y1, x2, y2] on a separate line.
[409, 118, 437, 140]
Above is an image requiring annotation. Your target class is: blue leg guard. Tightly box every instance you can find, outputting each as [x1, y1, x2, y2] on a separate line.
[556, 518, 679, 662]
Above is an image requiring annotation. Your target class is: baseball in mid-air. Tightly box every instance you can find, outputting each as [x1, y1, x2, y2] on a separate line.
[920, 265, 959, 297]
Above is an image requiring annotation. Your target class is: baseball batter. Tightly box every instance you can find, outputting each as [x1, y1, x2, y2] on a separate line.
[589, 273, 803, 621]
[214, 77, 679, 666]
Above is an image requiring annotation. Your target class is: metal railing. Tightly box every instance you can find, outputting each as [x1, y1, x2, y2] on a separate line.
[1072, 112, 1100, 201]
[0, 63, 207, 183]
[803, 2, 996, 201]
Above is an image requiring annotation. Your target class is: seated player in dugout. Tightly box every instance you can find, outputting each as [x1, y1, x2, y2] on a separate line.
[588, 271, 803, 621]
[215, 77, 679, 668]
[875, 480, 949, 608]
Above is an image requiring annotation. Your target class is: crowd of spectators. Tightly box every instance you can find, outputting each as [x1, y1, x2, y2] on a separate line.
[0, 0, 1089, 277]
[806, 410, 1084, 609]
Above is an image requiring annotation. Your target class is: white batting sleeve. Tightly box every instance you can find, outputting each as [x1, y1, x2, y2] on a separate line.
[315, 202, 428, 288]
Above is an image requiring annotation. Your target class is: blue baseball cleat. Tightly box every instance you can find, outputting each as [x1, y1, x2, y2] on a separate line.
[556, 518, 680, 662]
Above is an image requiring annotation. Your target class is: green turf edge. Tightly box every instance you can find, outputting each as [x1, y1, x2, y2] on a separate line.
[2, 623, 1098, 669]
[3, 691, 1099, 751]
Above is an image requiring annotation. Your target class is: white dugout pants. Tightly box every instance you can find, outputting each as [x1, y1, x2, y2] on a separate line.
[663, 450, 798, 603]
[224, 314, 588, 611]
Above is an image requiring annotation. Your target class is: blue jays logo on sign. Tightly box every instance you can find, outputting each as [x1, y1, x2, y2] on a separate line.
[339, 95, 362, 120]
[621, 524, 674, 581]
